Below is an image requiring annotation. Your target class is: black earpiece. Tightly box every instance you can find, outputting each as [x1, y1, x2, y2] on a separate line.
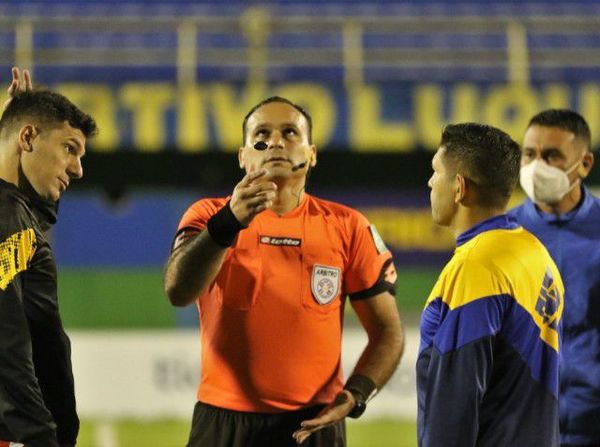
[254, 141, 268, 151]
[291, 161, 306, 171]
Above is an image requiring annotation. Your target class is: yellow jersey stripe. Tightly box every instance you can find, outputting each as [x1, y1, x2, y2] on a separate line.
[0, 229, 37, 291]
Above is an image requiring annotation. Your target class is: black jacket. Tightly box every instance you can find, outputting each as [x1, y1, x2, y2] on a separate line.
[0, 178, 78, 447]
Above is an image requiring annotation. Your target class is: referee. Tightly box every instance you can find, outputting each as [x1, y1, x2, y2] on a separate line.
[164, 96, 404, 446]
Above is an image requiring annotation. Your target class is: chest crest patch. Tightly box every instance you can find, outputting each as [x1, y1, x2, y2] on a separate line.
[311, 264, 341, 305]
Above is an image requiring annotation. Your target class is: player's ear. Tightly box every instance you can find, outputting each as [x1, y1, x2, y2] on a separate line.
[579, 152, 594, 179]
[17, 124, 37, 153]
[454, 173, 466, 204]
[238, 145, 246, 170]
[309, 144, 317, 167]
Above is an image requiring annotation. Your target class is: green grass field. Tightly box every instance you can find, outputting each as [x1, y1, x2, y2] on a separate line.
[58, 267, 439, 329]
[76, 419, 417, 447]
[61, 269, 424, 446]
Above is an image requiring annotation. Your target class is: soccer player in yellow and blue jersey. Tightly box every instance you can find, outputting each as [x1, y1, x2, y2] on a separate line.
[418, 123, 564, 447]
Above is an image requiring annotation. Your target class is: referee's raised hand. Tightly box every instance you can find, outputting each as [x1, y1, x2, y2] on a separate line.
[230, 168, 277, 226]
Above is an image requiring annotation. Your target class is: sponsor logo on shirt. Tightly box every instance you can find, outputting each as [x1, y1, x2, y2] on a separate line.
[311, 264, 341, 305]
[259, 235, 301, 247]
[0, 229, 37, 291]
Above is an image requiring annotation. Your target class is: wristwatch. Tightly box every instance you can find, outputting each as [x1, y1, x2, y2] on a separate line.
[346, 389, 367, 419]
[343, 374, 377, 419]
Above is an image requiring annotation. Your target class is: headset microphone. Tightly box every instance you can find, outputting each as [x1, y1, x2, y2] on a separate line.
[254, 141, 308, 171]
[291, 161, 307, 171]
[254, 141, 268, 151]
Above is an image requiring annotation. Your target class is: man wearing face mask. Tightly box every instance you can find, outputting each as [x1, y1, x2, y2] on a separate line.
[508, 109, 600, 447]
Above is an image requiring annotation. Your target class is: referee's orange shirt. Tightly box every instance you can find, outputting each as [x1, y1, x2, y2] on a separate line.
[176, 194, 396, 413]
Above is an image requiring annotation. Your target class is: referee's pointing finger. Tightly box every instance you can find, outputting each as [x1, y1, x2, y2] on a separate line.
[240, 168, 268, 186]
[240, 183, 276, 199]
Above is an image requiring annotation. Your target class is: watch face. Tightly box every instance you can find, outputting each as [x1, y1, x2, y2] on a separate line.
[348, 392, 367, 419]
[349, 399, 366, 418]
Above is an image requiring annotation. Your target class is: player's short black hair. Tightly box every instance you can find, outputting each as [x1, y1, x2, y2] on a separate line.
[528, 109, 591, 151]
[440, 123, 521, 208]
[0, 89, 97, 138]
[242, 96, 313, 144]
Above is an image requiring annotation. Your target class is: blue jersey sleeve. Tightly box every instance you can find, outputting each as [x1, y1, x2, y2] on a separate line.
[417, 296, 501, 447]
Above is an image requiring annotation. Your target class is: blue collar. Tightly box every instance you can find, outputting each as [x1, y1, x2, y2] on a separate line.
[456, 214, 520, 247]
[523, 185, 594, 224]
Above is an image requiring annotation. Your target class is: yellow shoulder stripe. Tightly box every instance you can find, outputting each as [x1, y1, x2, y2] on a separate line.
[0, 229, 37, 291]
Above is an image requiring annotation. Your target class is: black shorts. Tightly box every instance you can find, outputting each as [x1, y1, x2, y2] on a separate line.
[187, 401, 346, 447]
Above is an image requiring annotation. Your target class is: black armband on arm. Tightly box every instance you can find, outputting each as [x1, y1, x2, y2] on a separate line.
[206, 202, 245, 247]
[344, 374, 378, 402]
[349, 258, 397, 301]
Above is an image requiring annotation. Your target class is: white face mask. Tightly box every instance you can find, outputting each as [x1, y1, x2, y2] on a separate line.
[519, 158, 581, 204]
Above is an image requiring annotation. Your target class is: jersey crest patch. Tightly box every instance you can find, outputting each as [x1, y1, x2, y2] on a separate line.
[369, 224, 388, 254]
[311, 264, 341, 305]
[535, 266, 562, 330]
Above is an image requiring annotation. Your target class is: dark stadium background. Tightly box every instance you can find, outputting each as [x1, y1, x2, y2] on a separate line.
[2, 0, 598, 445]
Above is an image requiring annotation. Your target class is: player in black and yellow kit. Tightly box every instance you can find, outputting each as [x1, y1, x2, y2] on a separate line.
[0, 68, 96, 447]
[418, 123, 563, 446]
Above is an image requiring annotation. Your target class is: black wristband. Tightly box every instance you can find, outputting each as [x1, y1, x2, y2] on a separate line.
[206, 201, 245, 247]
[344, 374, 378, 402]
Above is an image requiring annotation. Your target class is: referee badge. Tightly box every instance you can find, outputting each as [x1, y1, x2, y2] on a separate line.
[311, 264, 341, 305]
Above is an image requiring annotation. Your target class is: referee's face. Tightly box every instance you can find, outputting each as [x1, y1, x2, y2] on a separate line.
[240, 102, 316, 180]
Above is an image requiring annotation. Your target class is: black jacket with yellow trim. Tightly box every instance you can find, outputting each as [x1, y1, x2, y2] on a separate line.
[0, 178, 78, 447]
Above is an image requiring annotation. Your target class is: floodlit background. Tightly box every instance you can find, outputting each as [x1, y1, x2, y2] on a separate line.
[2, 0, 599, 445]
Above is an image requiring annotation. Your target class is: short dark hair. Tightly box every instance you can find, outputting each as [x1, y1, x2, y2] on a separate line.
[242, 96, 313, 144]
[0, 89, 97, 138]
[440, 123, 521, 208]
[528, 109, 591, 151]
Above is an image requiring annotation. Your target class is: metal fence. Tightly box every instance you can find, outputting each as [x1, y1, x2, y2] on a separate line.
[1, 5, 599, 85]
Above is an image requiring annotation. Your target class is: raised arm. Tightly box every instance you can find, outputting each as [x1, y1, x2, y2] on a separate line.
[164, 169, 276, 306]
